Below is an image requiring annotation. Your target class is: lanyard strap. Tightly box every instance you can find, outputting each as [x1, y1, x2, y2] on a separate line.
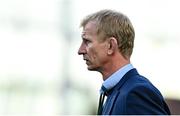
[97, 93, 106, 115]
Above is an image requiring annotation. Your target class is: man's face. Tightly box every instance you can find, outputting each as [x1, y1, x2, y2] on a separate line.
[78, 21, 108, 71]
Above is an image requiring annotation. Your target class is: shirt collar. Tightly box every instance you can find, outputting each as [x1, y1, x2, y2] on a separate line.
[100, 64, 134, 94]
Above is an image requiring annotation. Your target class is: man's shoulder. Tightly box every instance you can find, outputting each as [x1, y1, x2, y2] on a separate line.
[116, 69, 160, 95]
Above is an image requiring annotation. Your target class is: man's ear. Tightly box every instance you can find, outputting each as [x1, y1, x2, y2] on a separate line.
[107, 37, 118, 55]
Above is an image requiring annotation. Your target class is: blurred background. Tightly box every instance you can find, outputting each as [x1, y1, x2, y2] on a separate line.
[0, 0, 180, 115]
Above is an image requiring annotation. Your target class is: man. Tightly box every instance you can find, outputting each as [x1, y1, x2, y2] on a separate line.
[78, 9, 170, 115]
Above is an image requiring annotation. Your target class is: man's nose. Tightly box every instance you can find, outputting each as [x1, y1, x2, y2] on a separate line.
[78, 44, 86, 55]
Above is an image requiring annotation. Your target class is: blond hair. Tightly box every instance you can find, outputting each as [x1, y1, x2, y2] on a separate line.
[80, 9, 135, 59]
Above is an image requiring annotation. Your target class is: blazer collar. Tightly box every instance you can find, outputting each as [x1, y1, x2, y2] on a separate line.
[106, 68, 139, 95]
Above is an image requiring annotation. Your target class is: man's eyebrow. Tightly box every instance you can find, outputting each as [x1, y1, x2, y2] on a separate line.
[81, 32, 87, 38]
[81, 31, 86, 36]
[81, 36, 90, 41]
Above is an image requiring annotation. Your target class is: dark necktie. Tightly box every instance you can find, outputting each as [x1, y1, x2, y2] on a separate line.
[97, 92, 106, 115]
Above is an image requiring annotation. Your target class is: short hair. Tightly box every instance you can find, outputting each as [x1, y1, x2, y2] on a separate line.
[80, 9, 135, 59]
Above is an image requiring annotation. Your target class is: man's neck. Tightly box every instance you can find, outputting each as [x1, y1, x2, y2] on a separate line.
[101, 57, 130, 81]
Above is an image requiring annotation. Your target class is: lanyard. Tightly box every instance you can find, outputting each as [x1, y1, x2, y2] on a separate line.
[97, 93, 106, 115]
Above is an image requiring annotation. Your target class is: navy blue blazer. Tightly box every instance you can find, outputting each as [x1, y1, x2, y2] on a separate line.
[102, 69, 171, 115]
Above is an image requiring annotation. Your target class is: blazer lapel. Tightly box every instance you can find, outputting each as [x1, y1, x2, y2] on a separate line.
[102, 91, 119, 114]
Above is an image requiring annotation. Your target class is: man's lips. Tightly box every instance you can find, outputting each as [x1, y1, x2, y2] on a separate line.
[83, 58, 90, 64]
[83, 57, 88, 61]
[83, 58, 86, 61]
[84, 59, 88, 62]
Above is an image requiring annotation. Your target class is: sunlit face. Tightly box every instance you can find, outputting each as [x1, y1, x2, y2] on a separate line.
[78, 21, 108, 71]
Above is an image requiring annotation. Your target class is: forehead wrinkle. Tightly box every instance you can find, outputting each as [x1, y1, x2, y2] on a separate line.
[82, 28, 96, 38]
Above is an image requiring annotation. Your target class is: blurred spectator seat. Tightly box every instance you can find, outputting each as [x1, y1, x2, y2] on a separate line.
[165, 98, 180, 115]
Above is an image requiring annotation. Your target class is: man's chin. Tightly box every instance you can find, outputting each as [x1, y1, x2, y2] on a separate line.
[87, 67, 94, 71]
[87, 66, 98, 71]
[87, 68, 96, 71]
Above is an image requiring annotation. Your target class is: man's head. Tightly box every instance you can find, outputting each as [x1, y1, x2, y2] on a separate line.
[80, 9, 135, 59]
[78, 9, 135, 77]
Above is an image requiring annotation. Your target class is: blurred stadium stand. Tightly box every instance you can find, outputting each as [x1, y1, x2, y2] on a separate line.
[166, 98, 180, 114]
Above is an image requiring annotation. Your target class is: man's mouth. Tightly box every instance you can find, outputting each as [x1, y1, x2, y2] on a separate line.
[84, 59, 90, 64]
[83, 57, 88, 61]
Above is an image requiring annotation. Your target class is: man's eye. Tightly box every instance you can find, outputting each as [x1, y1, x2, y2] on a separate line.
[84, 39, 90, 44]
